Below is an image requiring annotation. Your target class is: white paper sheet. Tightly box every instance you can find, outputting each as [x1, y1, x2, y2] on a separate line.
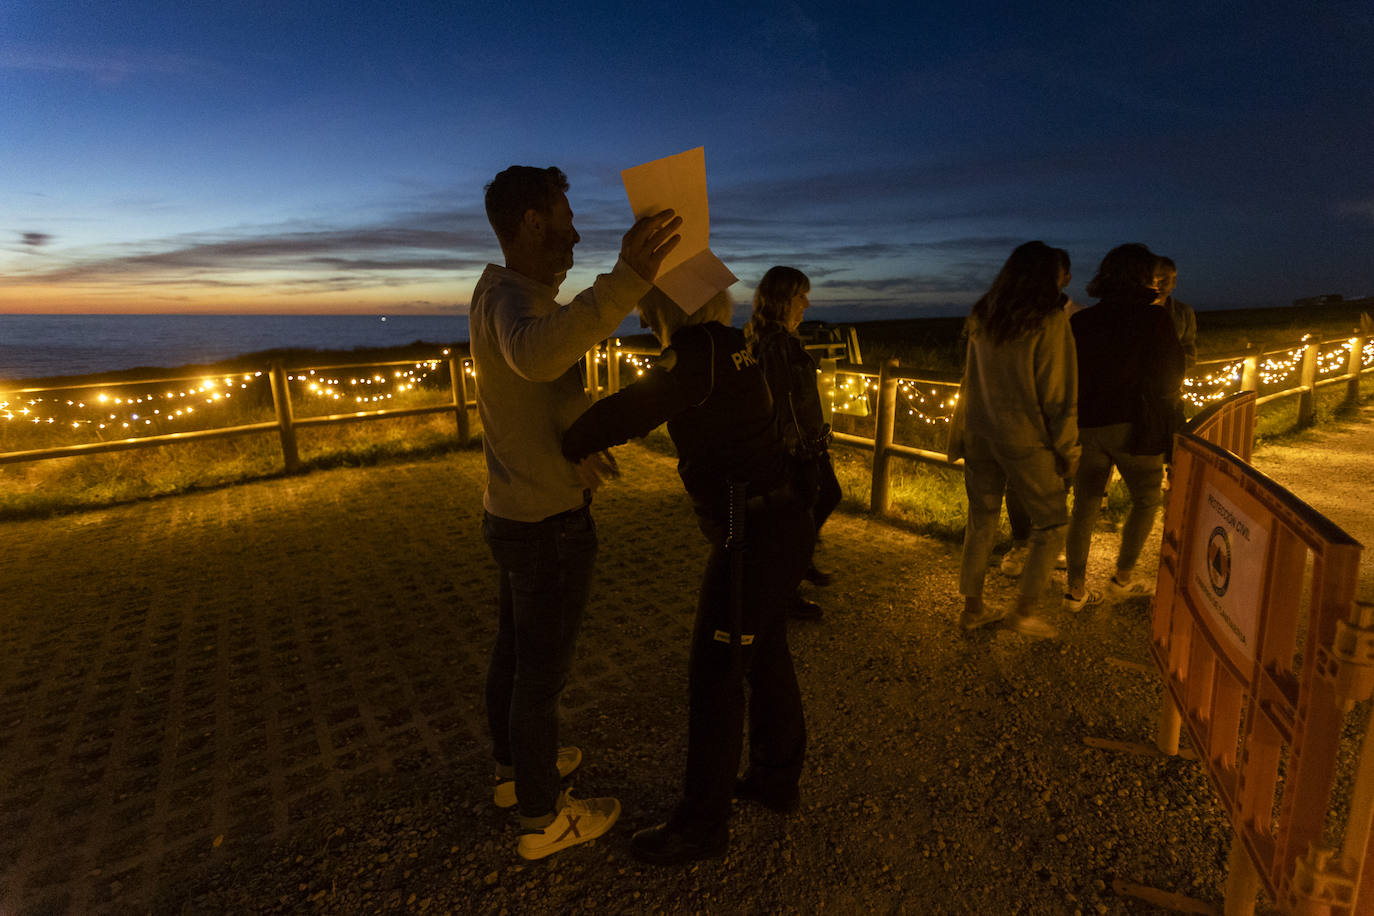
[621, 147, 737, 314]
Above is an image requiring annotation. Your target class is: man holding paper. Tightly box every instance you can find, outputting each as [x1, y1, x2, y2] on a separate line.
[473, 164, 679, 860]
[621, 147, 737, 314]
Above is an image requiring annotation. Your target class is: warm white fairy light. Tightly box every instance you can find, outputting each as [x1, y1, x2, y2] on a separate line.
[1182, 360, 1244, 407]
[4, 333, 1369, 451]
[1318, 341, 1353, 376]
[2, 355, 467, 437]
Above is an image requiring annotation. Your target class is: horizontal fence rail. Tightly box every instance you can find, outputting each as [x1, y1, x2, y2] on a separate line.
[0, 353, 474, 470]
[808, 330, 1370, 519]
[2, 329, 1370, 512]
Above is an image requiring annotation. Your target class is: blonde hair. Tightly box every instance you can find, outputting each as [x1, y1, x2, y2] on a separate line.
[746, 265, 809, 345]
[639, 288, 733, 343]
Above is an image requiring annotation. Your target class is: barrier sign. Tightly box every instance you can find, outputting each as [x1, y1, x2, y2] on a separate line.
[1151, 428, 1366, 914]
[1189, 480, 1270, 668]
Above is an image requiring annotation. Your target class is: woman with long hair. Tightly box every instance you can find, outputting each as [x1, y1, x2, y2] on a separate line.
[746, 266, 841, 619]
[948, 241, 1080, 638]
[1062, 244, 1184, 611]
[1000, 247, 1073, 576]
[562, 287, 812, 864]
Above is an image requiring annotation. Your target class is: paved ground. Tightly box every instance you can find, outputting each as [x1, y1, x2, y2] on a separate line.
[0, 413, 1369, 914]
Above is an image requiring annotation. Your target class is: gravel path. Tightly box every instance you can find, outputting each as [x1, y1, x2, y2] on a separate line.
[1248, 402, 1374, 601]
[6, 410, 1370, 914]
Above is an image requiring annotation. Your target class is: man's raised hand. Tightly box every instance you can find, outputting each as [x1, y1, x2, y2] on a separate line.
[620, 210, 683, 282]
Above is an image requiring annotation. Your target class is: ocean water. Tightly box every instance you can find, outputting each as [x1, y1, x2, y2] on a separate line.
[0, 314, 472, 383]
[0, 304, 954, 384]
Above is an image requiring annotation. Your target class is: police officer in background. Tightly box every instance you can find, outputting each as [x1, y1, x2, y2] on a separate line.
[562, 286, 812, 865]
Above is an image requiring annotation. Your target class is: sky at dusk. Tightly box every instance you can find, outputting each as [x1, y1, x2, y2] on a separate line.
[2, 1, 1372, 317]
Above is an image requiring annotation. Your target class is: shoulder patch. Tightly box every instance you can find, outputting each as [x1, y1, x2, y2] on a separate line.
[730, 348, 758, 371]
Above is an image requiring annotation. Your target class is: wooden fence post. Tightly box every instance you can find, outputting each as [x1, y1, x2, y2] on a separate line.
[584, 347, 599, 399]
[607, 339, 621, 395]
[870, 358, 899, 516]
[1298, 334, 1319, 427]
[1241, 345, 1259, 393]
[449, 355, 471, 444]
[268, 361, 300, 472]
[1345, 330, 1365, 409]
[846, 326, 864, 365]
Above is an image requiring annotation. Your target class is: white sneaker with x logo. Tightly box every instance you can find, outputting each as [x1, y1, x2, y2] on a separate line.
[517, 789, 620, 860]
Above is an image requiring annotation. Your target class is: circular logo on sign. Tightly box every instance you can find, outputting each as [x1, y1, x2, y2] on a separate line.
[1206, 525, 1231, 597]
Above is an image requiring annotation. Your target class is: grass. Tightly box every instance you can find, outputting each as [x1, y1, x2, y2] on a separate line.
[3, 305, 1370, 525]
[0, 412, 479, 521]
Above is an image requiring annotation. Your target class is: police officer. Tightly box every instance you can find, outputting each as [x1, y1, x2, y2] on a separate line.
[562, 286, 812, 864]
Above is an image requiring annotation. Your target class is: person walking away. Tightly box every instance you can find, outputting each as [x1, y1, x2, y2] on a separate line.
[563, 287, 812, 865]
[1001, 247, 1075, 577]
[745, 266, 841, 620]
[472, 165, 680, 860]
[1062, 244, 1185, 612]
[948, 241, 1080, 639]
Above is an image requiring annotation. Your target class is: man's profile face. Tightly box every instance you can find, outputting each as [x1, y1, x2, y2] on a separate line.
[1156, 267, 1177, 298]
[540, 193, 580, 282]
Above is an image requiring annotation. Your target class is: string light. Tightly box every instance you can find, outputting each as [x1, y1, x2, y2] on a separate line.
[5, 333, 1371, 449]
[3, 360, 465, 438]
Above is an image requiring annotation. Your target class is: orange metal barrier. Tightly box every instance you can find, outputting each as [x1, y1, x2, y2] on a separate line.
[1151, 430, 1368, 914]
[1185, 390, 1257, 463]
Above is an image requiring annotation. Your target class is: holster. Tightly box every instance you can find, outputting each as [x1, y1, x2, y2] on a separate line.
[724, 480, 748, 677]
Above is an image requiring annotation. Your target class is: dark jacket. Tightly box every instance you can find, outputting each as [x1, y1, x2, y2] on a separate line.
[562, 322, 786, 521]
[751, 322, 826, 456]
[1070, 293, 1185, 429]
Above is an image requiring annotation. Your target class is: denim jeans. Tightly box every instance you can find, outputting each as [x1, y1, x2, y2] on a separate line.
[1065, 423, 1164, 591]
[483, 506, 597, 819]
[959, 435, 1068, 605]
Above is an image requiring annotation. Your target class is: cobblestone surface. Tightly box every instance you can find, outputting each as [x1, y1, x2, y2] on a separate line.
[0, 422, 1367, 914]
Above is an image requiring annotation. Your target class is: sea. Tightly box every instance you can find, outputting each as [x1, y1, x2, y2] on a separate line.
[0, 305, 954, 384]
[0, 314, 473, 383]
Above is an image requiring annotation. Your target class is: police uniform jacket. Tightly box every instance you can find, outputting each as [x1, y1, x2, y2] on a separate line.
[561, 321, 786, 523]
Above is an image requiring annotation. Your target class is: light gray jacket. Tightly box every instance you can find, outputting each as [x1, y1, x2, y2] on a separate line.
[470, 259, 650, 521]
[947, 308, 1080, 477]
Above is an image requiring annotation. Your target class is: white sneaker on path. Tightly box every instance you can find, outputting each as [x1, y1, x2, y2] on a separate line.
[517, 789, 620, 860]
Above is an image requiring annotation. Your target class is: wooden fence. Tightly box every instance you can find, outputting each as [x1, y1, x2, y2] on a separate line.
[2, 328, 1370, 497]
[0, 354, 473, 471]
[810, 329, 1372, 519]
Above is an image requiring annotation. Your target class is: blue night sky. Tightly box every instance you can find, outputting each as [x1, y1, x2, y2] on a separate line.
[1, 0, 1371, 315]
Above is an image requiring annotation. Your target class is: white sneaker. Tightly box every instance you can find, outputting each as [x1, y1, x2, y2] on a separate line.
[517, 790, 620, 860]
[999, 544, 1029, 577]
[1106, 576, 1154, 602]
[493, 745, 582, 809]
[1062, 587, 1104, 613]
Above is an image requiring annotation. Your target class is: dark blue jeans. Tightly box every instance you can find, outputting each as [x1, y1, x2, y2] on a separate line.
[483, 506, 598, 819]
